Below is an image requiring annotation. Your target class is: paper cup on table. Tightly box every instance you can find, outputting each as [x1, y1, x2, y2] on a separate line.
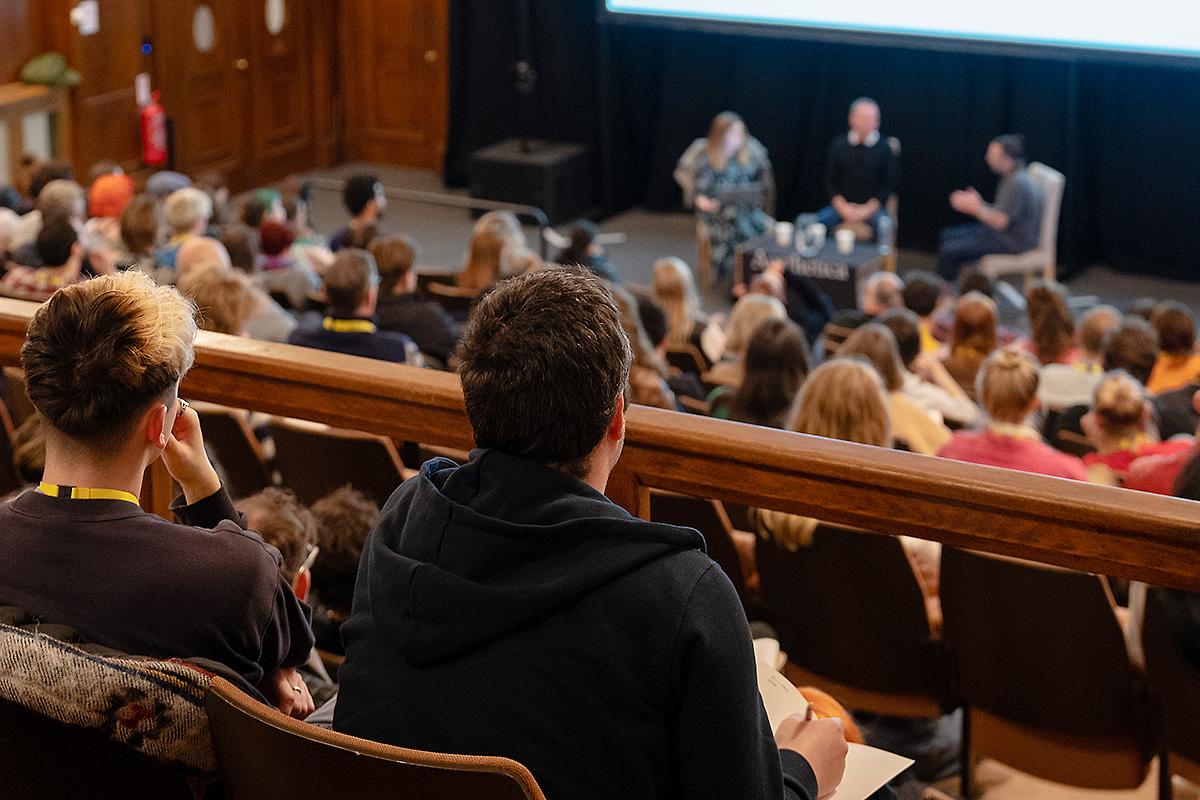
[835, 228, 856, 255]
[774, 221, 794, 247]
[809, 223, 826, 251]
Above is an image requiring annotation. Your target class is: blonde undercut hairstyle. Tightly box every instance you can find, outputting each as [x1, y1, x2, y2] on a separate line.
[788, 358, 891, 447]
[21, 270, 197, 443]
[977, 347, 1039, 424]
[163, 187, 213, 236]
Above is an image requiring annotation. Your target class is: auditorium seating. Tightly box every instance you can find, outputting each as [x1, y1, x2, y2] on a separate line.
[648, 491, 755, 601]
[757, 524, 954, 719]
[425, 281, 480, 316]
[940, 547, 1157, 797]
[978, 162, 1066, 303]
[1143, 589, 1200, 790]
[193, 403, 272, 499]
[205, 677, 547, 800]
[665, 345, 709, 377]
[269, 417, 413, 508]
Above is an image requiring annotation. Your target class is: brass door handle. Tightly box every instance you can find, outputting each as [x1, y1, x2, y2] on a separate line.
[234, 58, 249, 71]
[424, 50, 438, 63]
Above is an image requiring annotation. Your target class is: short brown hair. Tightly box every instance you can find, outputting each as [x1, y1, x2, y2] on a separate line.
[239, 488, 318, 581]
[179, 264, 257, 335]
[1103, 319, 1159, 385]
[310, 486, 379, 614]
[119, 194, 162, 256]
[1026, 281, 1075, 364]
[1079, 305, 1122, 356]
[838, 323, 904, 392]
[456, 267, 632, 476]
[21, 271, 197, 442]
[952, 292, 998, 355]
[368, 235, 420, 295]
[1151, 301, 1196, 355]
[324, 249, 378, 314]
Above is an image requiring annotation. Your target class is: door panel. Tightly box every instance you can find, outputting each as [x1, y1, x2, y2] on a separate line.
[247, 0, 316, 179]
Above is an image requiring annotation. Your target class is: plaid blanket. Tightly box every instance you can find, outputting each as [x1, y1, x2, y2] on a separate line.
[0, 618, 217, 774]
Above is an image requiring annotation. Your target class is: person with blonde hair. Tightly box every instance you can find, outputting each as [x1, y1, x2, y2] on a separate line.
[155, 187, 214, 274]
[0, 270, 315, 716]
[611, 285, 676, 410]
[457, 224, 514, 292]
[1081, 371, 1193, 482]
[179, 263, 258, 336]
[652, 256, 724, 365]
[938, 347, 1087, 479]
[839, 323, 951, 455]
[707, 293, 786, 388]
[674, 111, 775, 285]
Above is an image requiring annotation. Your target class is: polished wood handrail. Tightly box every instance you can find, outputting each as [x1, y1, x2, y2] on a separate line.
[3, 297, 1199, 591]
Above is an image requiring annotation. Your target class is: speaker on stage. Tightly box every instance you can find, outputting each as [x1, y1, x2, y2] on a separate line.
[467, 139, 591, 225]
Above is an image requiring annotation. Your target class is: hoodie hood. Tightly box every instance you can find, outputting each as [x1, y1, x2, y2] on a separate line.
[356, 449, 705, 668]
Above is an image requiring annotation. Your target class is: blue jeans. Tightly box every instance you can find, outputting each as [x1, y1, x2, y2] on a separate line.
[806, 205, 891, 240]
[937, 223, 1017, 281]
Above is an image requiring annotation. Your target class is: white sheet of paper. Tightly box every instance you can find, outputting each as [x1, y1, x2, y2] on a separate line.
[828, 743, 914, 800]
[756, 660, 810, 732]
[753, 637, 781, 671]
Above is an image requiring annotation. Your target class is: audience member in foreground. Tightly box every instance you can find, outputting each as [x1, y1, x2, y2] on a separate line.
[368, 234, 461, 367]
[335, 268, 851, 800]
[289, 249, 422, 365]
[308, 486, 379, 657]
[0, 271, 315, 715]
[707, 293, 787, 388]
[938, 348, 1087, 480]
[724, 318, 811, 427]
[176, 236, 296, 343]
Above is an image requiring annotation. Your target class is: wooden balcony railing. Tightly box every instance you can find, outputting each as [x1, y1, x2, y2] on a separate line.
[2, 297, 1198, 592]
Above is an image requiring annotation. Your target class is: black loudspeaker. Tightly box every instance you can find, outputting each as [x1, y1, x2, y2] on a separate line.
[467, 139, 591, 225]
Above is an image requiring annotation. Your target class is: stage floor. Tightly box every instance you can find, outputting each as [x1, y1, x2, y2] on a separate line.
[300, 163, 1200, 325]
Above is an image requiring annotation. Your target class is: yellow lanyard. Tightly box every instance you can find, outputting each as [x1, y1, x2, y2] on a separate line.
[322, 317, 377, 334]
[38, 482, 141, 508]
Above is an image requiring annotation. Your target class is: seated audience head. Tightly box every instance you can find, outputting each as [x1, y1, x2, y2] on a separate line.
[176, 236, 233, 282]
[20, 270, 197, 463]
[652, 256, 703, 348]
[473, 210, 527, 249]
[788, 358, 891, 447]
[1084, 370, 1153, 447]
[501, 245, 542, 277]
[368, 234, 420, 296]
[1102, 318, 1159, 386]
[455, 267, 631, 482]
[1026, 280, 1076, 364]
[218, 224, 259, 274]
[1079, 305, 1122, 361]
[748, 269, 785, 303]
[557, 221, 600, 267]
[35, 217, 81, 269]
[706, 111, 748, 168]
[902, 271, 944, 320]
[238, 488, 318, 599]
[259, 220, 296, 259]
[38, 179, 86, 225]
[860, 271, 904, 317]
[458, 224, 508, 291]
[952, 292, 999, 354]
[242, 189, 285, 229]
[730, 318, 812, 429]
[877, 308, 922, 371]
[838, 323, 905, 393]
[977, 347, 1040, 424]
[848, 97, 881, 136]
[145, 170, 191, 200]
[310, 487, 379, 617]
[86, 160, 123, 184]
[88, 173, 135, 219]
[343, 173, 385, 222]
[724, 293, 787, 359]
[27, 160, 74, 202]
[988, 133, 1026, 174]
[1150, 301, 1196, 357]
[349, 222, 379, 250]
[119, 194, 163, 257]
[1128, 298, 1157, 322]
[164, 187, 214, 239]
[323, 248, 379, 317]
[179, 264, 257, 336]
[611, 285, 670, 378]
[956, 266, 995, 301]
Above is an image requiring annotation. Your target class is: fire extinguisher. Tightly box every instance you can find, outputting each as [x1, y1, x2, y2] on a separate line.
[140, 90, 167, 167]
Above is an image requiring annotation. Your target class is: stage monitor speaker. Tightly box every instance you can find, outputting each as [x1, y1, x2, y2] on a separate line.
[467, 139, 591, 225]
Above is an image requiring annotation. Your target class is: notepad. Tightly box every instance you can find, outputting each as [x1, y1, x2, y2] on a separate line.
[754, 648, 914, 800]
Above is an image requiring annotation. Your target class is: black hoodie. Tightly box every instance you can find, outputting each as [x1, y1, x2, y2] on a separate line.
[334, 449, 818, 799]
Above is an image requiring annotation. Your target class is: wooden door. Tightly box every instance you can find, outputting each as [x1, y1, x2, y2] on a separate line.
[341, 0, 449, 171]
[151, 0, 248, 182]
[244, 0, 317, 181]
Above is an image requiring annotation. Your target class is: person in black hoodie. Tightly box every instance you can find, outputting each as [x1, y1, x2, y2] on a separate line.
[334, 267, 851, 799]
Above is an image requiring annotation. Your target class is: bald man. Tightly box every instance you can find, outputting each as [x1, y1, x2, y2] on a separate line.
[809, 98, 898, 241]
[174, 236, 296, 343]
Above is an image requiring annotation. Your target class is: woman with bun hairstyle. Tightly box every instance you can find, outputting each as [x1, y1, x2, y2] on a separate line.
[1081, 370, 1193, 482]
[937, 347, 1087, 480]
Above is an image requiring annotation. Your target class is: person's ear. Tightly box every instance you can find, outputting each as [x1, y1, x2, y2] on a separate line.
[145, 402, 170, 449]
[292, 570, 310, 603]
[608, 393, 626, 443]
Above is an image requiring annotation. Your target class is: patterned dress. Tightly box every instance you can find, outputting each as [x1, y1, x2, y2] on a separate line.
[694, 154, 773, 281]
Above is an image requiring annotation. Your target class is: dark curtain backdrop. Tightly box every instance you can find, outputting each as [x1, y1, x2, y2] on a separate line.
[446, 1, 1200, 279]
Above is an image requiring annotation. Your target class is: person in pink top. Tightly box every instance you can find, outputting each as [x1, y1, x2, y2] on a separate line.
[1126, 387, 1200, 494]
[1080, 370, 1194, 483]
[937, 347, 1088, 480]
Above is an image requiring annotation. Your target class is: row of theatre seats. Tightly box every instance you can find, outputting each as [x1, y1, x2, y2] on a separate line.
[2, 297, 1200, 798]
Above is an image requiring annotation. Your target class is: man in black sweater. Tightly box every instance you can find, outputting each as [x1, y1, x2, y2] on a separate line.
[334, 267, 850, 799]
[811, 98, 898, 241]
